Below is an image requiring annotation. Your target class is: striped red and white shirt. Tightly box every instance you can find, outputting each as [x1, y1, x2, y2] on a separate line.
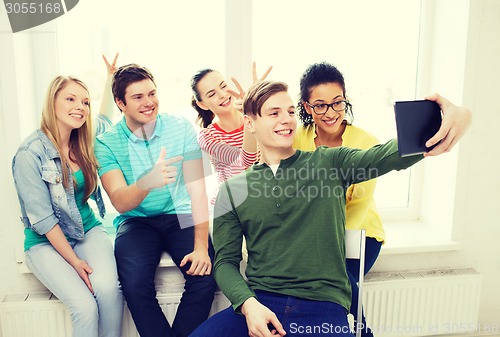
[198, 123, 258, 204]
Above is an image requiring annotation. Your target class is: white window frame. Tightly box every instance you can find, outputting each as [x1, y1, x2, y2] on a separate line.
[226, 0, 423, 223]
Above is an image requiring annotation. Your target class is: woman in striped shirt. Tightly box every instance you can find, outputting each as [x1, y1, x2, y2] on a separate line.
[191, 64, 271, 207]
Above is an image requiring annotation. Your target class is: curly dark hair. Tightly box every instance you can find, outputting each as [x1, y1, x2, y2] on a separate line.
[297, 62, 353, 128]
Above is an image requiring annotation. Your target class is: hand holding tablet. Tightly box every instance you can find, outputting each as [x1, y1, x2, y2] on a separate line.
[394, 100, 442, 157]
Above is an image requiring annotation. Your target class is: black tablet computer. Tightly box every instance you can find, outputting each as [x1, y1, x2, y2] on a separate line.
[394, 100, 442, 157]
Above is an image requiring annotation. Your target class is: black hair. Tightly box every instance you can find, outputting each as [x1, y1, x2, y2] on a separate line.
[190, 68, 215, 128]
[297, 62, 353, 127]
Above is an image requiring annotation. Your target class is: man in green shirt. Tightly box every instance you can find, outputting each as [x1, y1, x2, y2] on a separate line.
[190, 81, 472, 337]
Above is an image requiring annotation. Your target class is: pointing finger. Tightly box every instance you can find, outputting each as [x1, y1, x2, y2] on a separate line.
[164, 155, 183, 166]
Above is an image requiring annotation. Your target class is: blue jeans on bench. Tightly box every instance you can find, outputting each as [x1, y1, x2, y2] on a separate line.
[115, 213, 216, 337]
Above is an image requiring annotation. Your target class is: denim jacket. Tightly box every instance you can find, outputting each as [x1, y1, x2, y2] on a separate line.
[12, 118, 110, 240]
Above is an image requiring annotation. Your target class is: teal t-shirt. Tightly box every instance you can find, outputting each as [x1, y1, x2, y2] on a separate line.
[94, 114, 202, 229]
[24, 169, 102, 251]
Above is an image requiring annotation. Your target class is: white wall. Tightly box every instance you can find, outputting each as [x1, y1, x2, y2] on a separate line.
[0, 9, 60, 337]
[1, 0, 499, 335]
[375, 0, 500, 327]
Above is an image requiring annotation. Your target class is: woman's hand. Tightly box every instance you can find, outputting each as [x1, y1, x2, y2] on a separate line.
[252, 61, 273, 84]
[102, 53, 119, 76]
[70, 258, 94, 294]
[228, 62, 273, 113]
[45, 224, 94, 294]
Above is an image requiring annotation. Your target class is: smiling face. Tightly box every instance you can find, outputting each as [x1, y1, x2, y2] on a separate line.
[195, 71, 234, 116]
[54, 81, 90, 135]
[116, 79, 159, 132]
[303, 82, 346, 137]
[246, 91, 296, 155]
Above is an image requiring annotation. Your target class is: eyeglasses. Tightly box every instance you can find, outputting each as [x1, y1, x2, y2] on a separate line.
[305, 100, 348, 115]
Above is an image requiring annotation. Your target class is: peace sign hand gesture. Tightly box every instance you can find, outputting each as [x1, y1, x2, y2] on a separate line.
[227, 62, 273, 113]
[102, 53, 119, 76]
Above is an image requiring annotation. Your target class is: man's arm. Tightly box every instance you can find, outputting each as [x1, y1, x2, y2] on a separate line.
[99, 169, 149, 214]
[213, 182, 285, 337]
[99, 53, 120, 121]
[100, 147, 182, 213]
[179, 157, 212, 276]
[335, 139, 423, 188]
[213, 181, 253, 307]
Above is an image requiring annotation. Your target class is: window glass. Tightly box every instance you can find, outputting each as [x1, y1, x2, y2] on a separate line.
[55, 0, 422, 213]
[253, 0, 422, 208]
[56, 0, 225, 125]
[55, 0, 226, 219]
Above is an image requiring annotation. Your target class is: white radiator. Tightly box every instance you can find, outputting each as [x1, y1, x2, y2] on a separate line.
[0, 292, 71, 337]
[1, 268, 482, 337]
[1, 291, 230, 337]
[362, 268, 483, 337]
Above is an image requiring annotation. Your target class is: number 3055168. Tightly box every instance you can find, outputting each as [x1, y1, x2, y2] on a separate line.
[5, 2, 62, 14]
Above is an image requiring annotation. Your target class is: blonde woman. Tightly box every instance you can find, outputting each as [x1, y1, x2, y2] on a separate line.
[11, 76, 123, 337]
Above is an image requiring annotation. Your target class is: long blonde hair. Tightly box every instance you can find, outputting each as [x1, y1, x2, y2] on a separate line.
[40, 76, 98, 202]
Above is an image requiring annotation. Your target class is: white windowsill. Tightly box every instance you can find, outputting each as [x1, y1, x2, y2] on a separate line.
[17, 219, 461, 274]
[18, 248, 177, 274]
[380, 220, 461, 255]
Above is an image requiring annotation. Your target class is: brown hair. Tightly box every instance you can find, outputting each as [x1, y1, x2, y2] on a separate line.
[112, 64, 156, 107]
[40, 76, 98, 202]
[243, 80, 288, 117]
[190, 68, 216, 128]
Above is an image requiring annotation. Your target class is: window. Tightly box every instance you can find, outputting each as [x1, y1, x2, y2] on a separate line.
[2, 0, 469, 255]
[55, 0, 226, 124]
[55, 0, 226, 224]
[252, 0, 422, 212]
[54, 0, 425, 220]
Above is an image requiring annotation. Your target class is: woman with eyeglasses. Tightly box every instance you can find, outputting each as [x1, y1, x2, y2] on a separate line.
[293, 62, 380, 337]
[293, 61, 472, 337]
[189, 79, 471, 337]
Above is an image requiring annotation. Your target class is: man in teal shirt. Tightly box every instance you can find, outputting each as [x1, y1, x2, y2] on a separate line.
[190, 81, 471, 337]
[95, 64, 216, 337]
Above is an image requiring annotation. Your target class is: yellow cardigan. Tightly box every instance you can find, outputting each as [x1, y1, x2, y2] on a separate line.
[293, 124, 384, 243]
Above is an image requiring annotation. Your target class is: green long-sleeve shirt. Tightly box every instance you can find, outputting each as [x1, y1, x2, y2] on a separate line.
[213, 139, 423, 311]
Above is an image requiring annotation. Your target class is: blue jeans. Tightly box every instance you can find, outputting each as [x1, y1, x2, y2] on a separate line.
[115, 214, 217, 337]
[346, 237, 382, 337]
[25, 225, 123, 337]
[190, 290, 354, 337]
